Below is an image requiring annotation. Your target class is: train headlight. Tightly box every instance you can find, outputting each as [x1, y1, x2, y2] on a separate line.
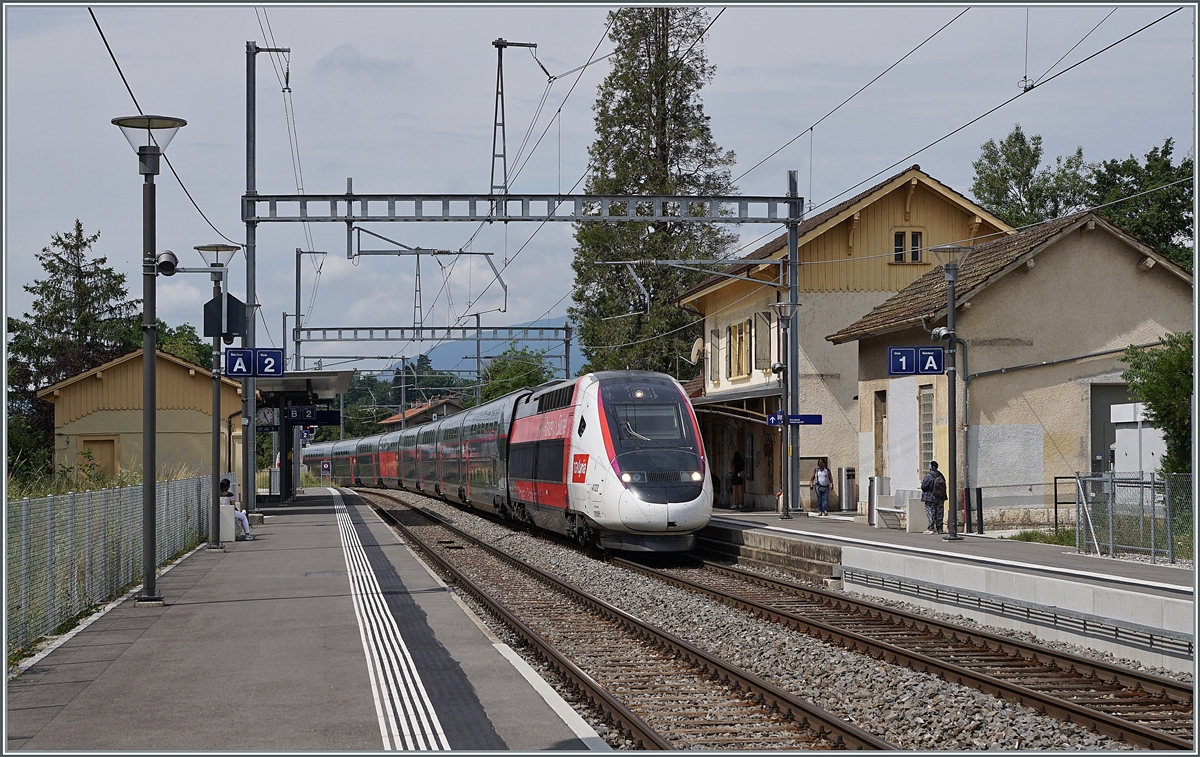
[620, 471, 647, 484]
[690, 471, 703, 482]
[621, 472, 632, 483]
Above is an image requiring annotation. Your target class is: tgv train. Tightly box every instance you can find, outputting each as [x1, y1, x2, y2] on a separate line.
[302, 371, 712, 551]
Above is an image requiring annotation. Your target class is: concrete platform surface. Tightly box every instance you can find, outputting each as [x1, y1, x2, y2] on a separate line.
[7, 488, 601, 752]
[710, 506, 1194, 596]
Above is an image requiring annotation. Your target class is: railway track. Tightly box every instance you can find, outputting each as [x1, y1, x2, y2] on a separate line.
[361, 491, 894, 750]
[613, 557, 1194, 751]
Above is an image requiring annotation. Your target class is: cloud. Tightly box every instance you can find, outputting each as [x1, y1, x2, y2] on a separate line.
[313, 43, 411, 86]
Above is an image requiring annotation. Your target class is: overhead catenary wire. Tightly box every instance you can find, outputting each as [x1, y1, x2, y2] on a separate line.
[732, 6, 970, 185]
[88, 7, 242, 248]
[808, 6, 1184, 217]
[1033, 7, 1117, 85]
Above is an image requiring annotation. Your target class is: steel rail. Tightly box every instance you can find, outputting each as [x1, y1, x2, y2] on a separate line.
[358, 489, 894, 750]
[612, 557, 1193, 751]
[706, 561, 1194, 703]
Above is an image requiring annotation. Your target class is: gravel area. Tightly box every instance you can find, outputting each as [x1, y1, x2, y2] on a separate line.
[362, 491, 1162, 750]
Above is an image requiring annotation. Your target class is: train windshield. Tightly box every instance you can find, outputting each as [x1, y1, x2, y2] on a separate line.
[600, 378, 697, 451]
[612, 404, 685, 442]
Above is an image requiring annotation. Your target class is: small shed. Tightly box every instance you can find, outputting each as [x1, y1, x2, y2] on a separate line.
[37, 349, 244, 479]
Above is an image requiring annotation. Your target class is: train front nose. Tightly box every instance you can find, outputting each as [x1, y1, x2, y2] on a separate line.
[617, 487, 710, 532]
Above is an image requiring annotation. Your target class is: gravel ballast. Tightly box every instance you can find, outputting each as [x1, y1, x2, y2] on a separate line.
[360, 490, 1176, 750]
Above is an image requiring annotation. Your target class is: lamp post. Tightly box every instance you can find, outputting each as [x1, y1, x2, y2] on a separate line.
[770, 301, 801, 519]
[195, 244, 241, 548]
[931, 244, 973, 542]
[112, 115, 186, 605]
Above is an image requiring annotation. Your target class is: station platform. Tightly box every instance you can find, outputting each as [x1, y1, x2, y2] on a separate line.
[6, 488, 605, 752]
[704, 506, 1195, 673]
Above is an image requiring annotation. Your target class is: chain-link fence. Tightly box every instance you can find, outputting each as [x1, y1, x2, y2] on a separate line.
[7, 477, 212, 656]
[1075, 472, 1193, 564]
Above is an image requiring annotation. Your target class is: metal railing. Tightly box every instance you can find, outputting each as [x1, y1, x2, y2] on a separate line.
[1074, 472, 1193, 564]
[7, 477, 212, 656]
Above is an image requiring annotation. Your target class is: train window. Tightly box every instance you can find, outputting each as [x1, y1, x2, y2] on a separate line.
[613, 404, 685, 441]
[537, 439, 565, 482]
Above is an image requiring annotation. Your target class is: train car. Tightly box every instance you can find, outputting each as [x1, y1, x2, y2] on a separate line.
[330, 438, 358, 485]
[304, 441, 335, 481]
[355, 434, 384, 486]
[301, 370, 710, 552]
[378, 429, 402, 488]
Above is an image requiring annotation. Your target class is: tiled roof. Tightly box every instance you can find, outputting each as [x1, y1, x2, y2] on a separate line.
[825, 212, 1174, 344]
[379, 397, 462, 426]
[675, 164, 998, 303]
[680, 376, 704, 399]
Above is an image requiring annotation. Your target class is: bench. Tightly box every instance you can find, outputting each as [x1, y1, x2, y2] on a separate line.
[873, 489, 924, 532]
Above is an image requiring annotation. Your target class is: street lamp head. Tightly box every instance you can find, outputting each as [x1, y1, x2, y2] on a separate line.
[771, 361, 786, 375]
[931, 244, 972, 281]
[111, 115, 187, 153]
[931, 326, 952, 341]
[194, 243, 241, 267]
[156, 250, 179, 276]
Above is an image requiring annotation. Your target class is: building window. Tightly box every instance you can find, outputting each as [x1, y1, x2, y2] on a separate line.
[725, 325, 732, 379]
[920, 384, 934, 472]
[709, 328, 720, 382]
[893, 230, 925, 263]
[730, 321, 750, 378]
[754, 311, 772, 370]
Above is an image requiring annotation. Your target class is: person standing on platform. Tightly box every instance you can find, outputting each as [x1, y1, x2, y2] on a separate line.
[810, 458, 833, 516]
[731, 450, 746, 510]
[920, 461, 947, 534]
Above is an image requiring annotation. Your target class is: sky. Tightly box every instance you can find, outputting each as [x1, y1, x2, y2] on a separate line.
[4, 3, 1195, 378]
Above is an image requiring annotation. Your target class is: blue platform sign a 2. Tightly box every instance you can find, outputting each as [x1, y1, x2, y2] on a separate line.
[888, 347, 917, 375]
[917, 346, 945, 374]
[225, 348, 253, 377]
[256, 348, 285, 377]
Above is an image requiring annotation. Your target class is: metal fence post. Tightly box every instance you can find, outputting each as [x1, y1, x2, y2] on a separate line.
[67, 491, 76, 619]
[21, 497, 30, 646]
[1165, 474, 1175, 564]
[47, 494, 56, 633]
[1106, 471, 1115, 557]
[1149, 473, 1157, 564]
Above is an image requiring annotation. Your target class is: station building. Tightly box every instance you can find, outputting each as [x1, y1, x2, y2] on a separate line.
[674, 165, 1009, 510]
[828, 211, 1192, 511]
[37, 348, 244, 481]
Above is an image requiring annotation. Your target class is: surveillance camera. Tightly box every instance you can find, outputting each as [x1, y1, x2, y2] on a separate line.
[771, 361, 786, 375]
[931, 326, 951, 341]
[156, 250, 179, 276]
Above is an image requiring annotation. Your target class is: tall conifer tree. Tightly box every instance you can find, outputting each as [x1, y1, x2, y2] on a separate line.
[7, 221, 141, 475]
[569, 7, 736, 376]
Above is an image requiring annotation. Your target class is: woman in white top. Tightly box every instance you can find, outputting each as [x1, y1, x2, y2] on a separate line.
[220, 478, 254, 540]
[809, 458, 833, 516]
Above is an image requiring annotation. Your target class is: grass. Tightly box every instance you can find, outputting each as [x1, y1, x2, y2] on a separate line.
[1002, 527, 1078, 547]
[6, 453, 201, 500]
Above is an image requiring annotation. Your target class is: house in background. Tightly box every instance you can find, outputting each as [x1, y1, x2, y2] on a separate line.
[828, 212, 1192, 512]
[37, 349, 244, 480]
[378, 397, 466, 430]
[675, 164, 1010, 510]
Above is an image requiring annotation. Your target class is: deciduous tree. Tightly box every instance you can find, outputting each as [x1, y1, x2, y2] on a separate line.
[970, 124, 1091, 229]
[1089, 138, 1193, 273]
[1122, 331, 1192, 474]
[569, 7, 737, 377]
[480, 344, 556, 402]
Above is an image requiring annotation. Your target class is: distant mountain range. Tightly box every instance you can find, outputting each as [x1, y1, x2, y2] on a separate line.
[390, 318, 585, 379]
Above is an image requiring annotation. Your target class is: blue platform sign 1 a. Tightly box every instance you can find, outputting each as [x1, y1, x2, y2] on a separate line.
[888, 347, 917, 375]
[225, 348, 254, 377]
[256, 348, 285, 377]
[917, 346, 945, 374]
